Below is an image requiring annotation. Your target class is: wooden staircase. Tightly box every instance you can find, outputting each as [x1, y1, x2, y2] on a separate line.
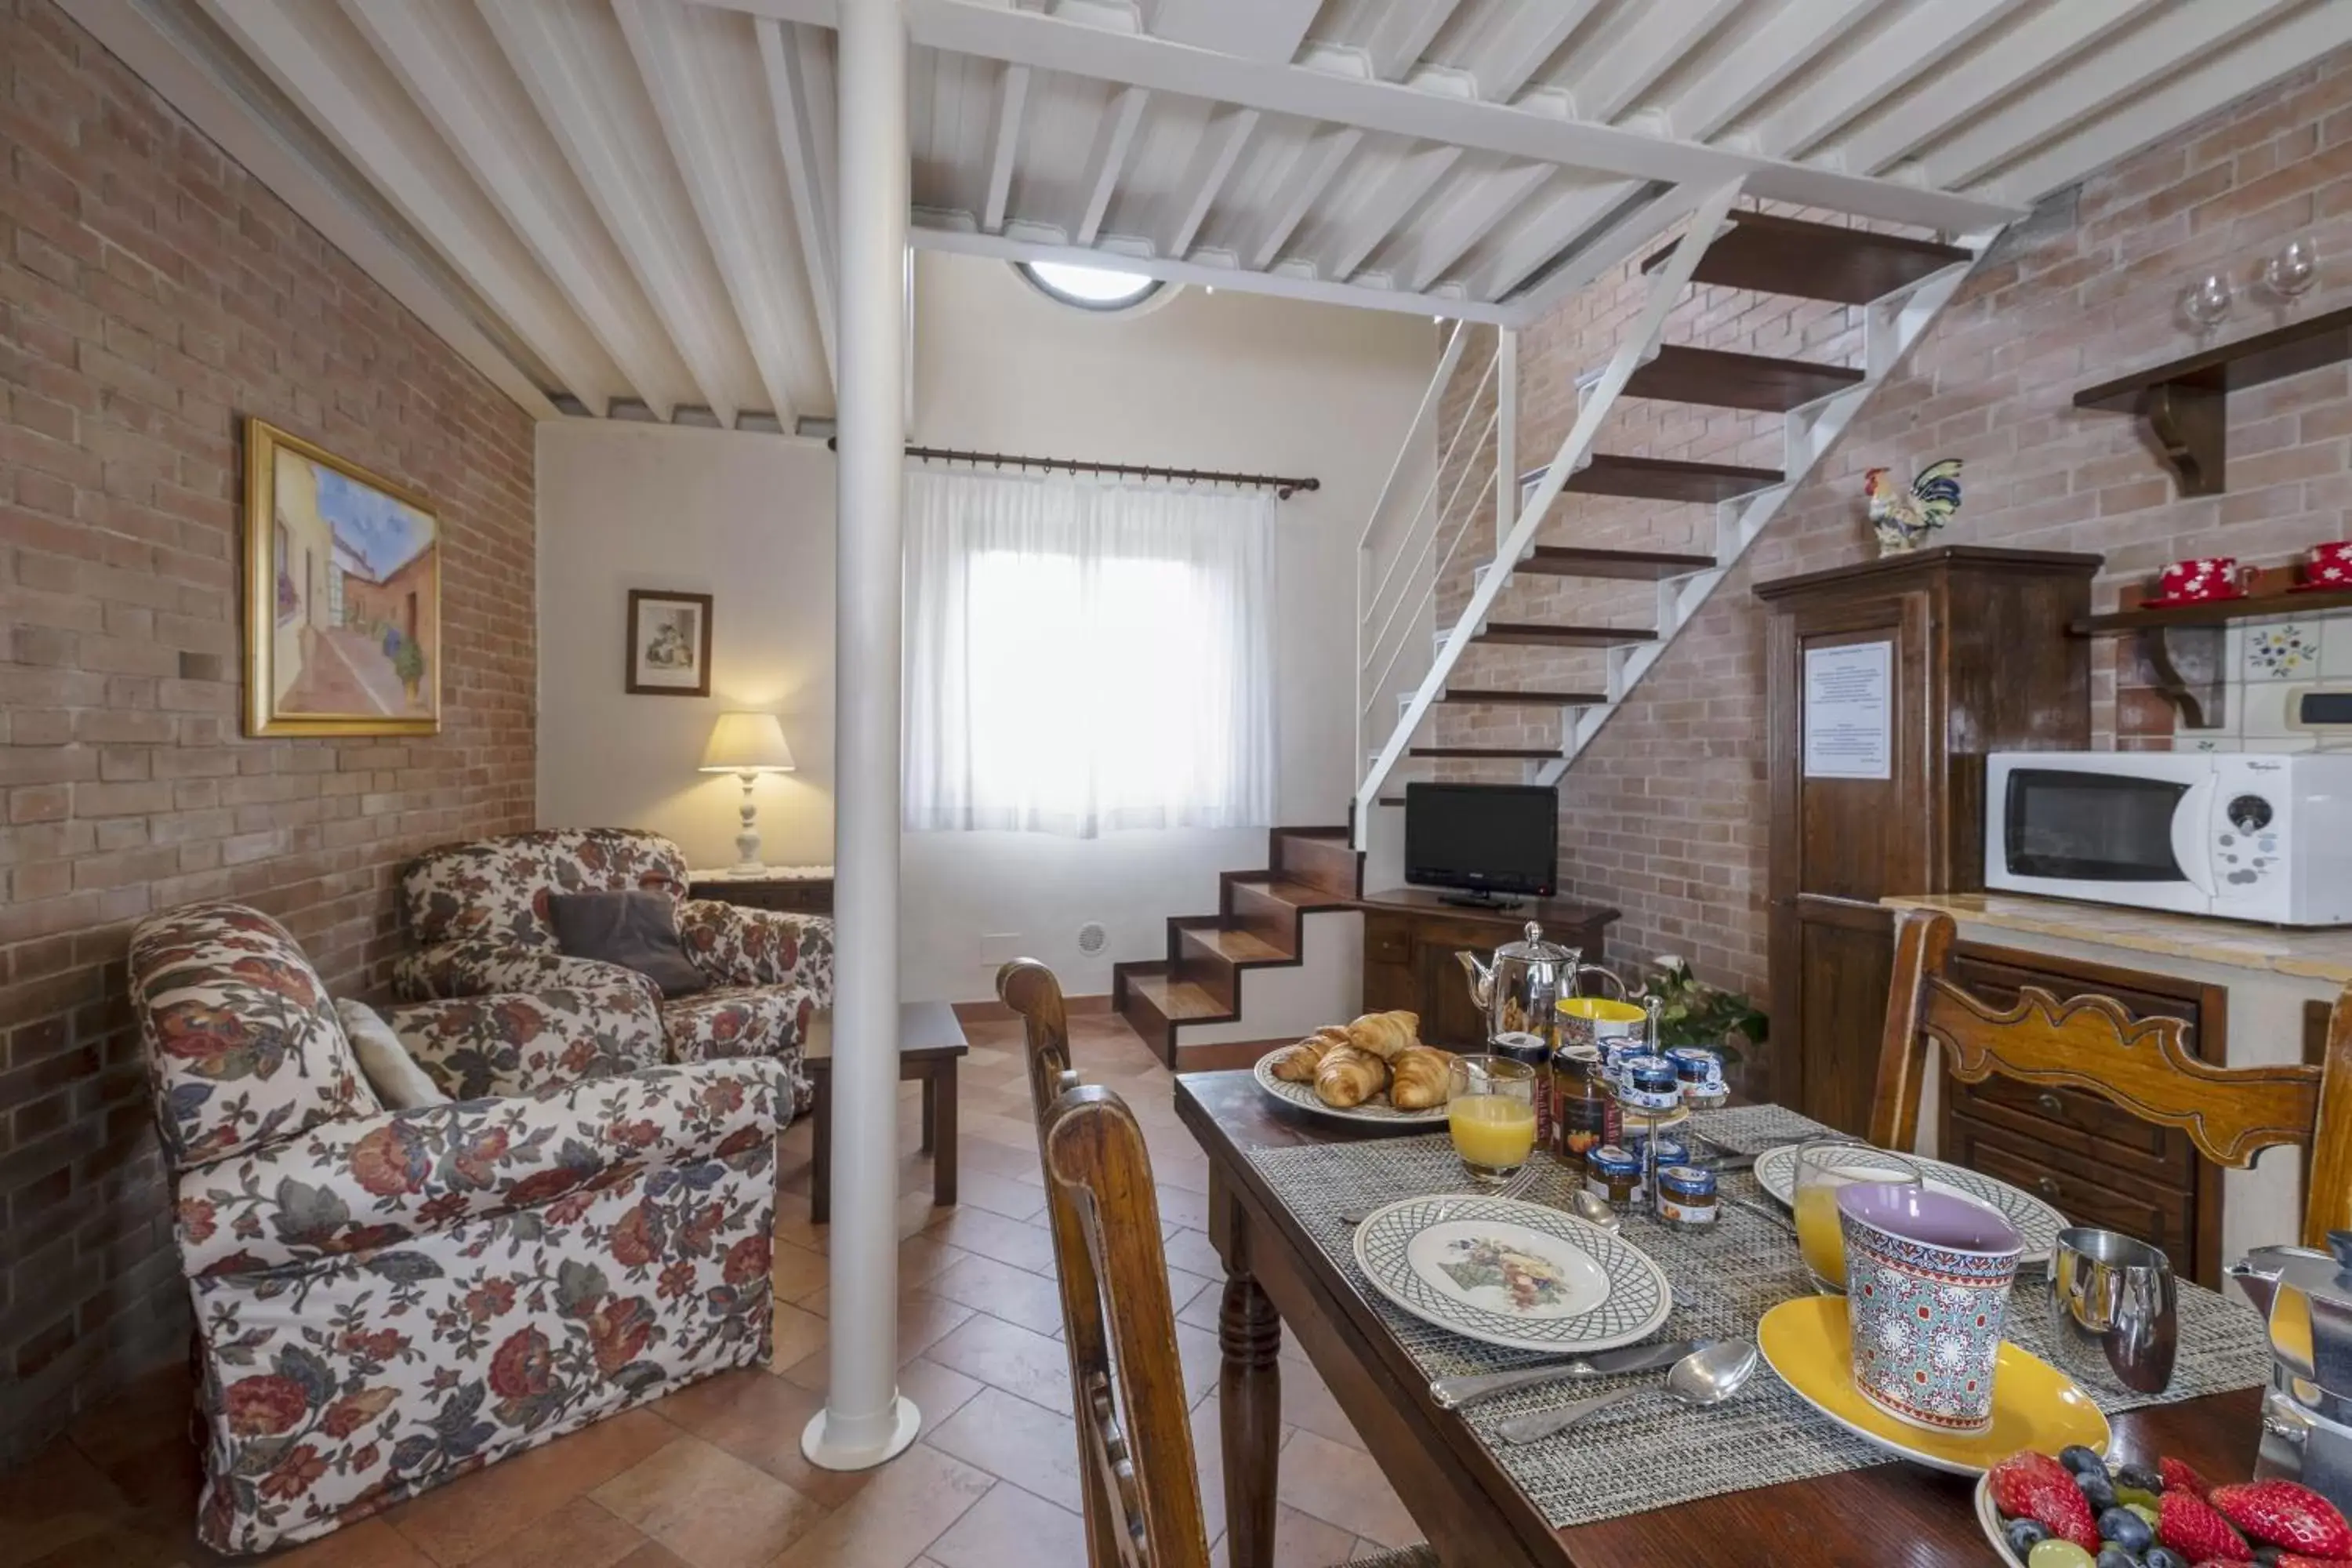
[1111, 825, 1362, 1069]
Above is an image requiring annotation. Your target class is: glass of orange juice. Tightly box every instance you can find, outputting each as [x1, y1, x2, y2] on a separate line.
[1792, 1141, 1922, 1292]
[1446, 1055, 1538, 1185]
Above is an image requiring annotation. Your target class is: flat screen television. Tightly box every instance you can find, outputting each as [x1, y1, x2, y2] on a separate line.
[1403, 782, 1559, 906]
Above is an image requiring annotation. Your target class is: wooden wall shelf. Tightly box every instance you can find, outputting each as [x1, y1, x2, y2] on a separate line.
[2071, 587, 2352, 635]
[2074, 306, 2352, 495]
[2067, 569, 2352, 728]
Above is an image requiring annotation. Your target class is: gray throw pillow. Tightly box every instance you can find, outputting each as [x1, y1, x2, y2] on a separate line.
[546, 890, 709, 999]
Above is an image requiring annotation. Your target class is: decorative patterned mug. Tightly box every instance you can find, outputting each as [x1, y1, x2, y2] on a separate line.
[2298, 540, 2352, 590]
[1838, 1184, 2024, 1434]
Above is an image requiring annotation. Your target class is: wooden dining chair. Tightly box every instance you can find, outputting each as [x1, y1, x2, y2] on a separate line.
[1871, 907, 2352, 1248]
[996, 959, 1437, 1568]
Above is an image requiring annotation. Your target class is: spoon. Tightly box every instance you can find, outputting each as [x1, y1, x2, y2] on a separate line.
[1494, 1338, 1760, 1446]
[1566, 1187, 1621, 1231]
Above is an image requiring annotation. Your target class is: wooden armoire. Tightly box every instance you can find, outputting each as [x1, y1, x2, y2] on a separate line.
[1756, 546, 2102, 1134]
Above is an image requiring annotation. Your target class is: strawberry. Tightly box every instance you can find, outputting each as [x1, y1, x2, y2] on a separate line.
[2211, 1481, 2352, 1558]
[2163, 1456, 2215, 1499]
[1989, 1451, 2099, 1550]
[2275, 1555, 2352, 1567]
[2160, 1490, 2252, 1562]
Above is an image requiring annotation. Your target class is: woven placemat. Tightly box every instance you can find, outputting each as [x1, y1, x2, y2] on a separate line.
[1246, 1104, 2274, 1530]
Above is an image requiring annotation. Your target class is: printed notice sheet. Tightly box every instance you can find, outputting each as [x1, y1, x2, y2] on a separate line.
[1803, 641, 1893, 780]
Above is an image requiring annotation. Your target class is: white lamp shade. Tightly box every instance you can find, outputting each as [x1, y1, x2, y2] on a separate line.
[700, 711, 796, 772]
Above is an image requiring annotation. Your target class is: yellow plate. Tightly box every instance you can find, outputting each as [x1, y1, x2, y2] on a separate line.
[1757, 1295, 2110, 1476]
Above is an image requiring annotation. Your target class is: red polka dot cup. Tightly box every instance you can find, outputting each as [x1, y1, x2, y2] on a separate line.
[1837, 1183, 2024, 1435]
[2144, 556, 2252, 608]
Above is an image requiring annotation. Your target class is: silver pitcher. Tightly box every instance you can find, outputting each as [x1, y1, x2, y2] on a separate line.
[2230, 1233, 2352, 1512]
[1455, 922, 1623, 1044]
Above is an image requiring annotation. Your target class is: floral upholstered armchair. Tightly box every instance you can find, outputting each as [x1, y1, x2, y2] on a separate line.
[131, 902, 789, 1556]
[393, 828, 831, 1103]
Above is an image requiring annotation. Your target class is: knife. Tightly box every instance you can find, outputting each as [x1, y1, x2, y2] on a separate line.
[1429, 1338, 1707, 1410]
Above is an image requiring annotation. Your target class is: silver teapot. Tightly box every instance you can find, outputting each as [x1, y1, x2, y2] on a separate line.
[2230, 1234, 2352, 1509]
[1454, 922, 1624, 1044]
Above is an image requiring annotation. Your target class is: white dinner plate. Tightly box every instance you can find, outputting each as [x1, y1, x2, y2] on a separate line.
[1251, 1049, 1450, 1126]
[1751, 1142, 2067, 1261]
[1351, 1196, 1672, 1354]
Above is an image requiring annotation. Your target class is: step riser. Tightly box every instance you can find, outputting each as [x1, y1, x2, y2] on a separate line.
[1174, 928, 1240, 1011]
[1228, 881, 1304, 952]
[1273, 832, 1358, 898]
[1117, 986, 1173, 1065]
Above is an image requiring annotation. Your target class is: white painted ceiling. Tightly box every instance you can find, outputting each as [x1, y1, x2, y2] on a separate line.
[67, 0, 2352, 426]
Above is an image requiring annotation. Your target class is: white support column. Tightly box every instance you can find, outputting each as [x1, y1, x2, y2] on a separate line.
[1494, 325, 1517, 554]
[804, 0, 920, 1474]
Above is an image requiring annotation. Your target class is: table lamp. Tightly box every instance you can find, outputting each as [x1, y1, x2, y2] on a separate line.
[699, 711, 796, 874]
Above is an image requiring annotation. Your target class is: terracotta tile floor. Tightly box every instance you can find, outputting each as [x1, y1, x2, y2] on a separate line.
[2, 1013, 1417, 1568]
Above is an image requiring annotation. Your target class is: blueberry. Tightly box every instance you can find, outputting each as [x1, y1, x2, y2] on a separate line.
[2060, 1445, 2108, 1477]
[2114, 1463, 2162, 1493]
[2006, 1517, 2053, 1555]
[2143, 1549, 2188, 1568]
[2098, 1506, 2153, 1553]
[2096, 1547, 2140, 1568]
[2078, 1473, 2118, 1512]
[2254, 1549, 2283, 1567]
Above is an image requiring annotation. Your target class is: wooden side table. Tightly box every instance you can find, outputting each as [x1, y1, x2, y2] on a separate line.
[807, 1000, 967, 1225]
[686, 867, 834, 915]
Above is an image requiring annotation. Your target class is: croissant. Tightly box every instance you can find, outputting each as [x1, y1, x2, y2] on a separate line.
[1314, 1043, 1388, 1109]
[1270, 1030, 1338, 1083]
[1344, 1009, 1419, 1062]
[1388, 1046, 1453, 1110]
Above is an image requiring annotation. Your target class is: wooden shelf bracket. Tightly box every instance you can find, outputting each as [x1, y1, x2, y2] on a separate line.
[2143, 381, 2227, 498]
[2140, 621, 2227, 730]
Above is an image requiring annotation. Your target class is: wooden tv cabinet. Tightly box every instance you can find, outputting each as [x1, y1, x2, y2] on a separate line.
[1359, 888, 1621, 1051]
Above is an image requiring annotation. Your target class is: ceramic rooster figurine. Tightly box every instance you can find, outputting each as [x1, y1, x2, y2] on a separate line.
[1864, 458, 1963, 555]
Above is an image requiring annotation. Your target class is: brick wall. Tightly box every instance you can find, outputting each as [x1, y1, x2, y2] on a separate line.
[1, 0, 537, 1460]
[1432, 54, 2352, 1028]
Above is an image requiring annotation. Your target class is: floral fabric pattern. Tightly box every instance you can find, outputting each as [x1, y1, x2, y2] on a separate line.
[384, 986, 666, 1101]
[399, 829, 690, 952]
[130, 904, 380, 1168]
[662, 984, 819, 1068]
[677, 899, 835, 996]
[394, 939, 662, 1011]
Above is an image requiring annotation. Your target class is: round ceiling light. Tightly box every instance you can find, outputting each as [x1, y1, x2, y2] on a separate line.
[1016, 260, 1164, 311]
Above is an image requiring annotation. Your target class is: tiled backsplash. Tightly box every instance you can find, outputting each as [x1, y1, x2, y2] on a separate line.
[2174, 608, 2352, 753]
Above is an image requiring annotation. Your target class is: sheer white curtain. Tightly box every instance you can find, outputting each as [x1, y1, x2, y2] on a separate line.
[904, 468, 1277, 837]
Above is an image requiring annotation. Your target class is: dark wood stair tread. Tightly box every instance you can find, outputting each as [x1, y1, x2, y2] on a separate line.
[1642, 210, 1970, 305]
[1521, 544, 1715, 579]
[1122, 970, 1227, 1022]
[1241, 876, 1354, 909]
[1439, 687, 1606, 706]
[1621, 344, 1863, 412]
[1474, 621, 1658, 648]
[1408, 746, 1563, 759]
[1563, 453, 1783, 503]
[1180, 924, 1294, 965]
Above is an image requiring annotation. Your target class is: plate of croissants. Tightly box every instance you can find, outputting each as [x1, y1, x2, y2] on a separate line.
[1253, 1010, 1454, 1124]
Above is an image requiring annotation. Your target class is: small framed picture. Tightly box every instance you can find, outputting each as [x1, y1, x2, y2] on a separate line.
[626, 590, 713, 696]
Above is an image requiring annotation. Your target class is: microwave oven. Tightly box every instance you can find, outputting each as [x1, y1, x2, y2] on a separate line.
[1984, 751, 2352, 926]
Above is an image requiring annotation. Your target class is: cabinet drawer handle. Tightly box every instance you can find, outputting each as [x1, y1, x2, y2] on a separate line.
[2036, 1175, 2063, 1200]
[2037, 1093, 2065, 1117]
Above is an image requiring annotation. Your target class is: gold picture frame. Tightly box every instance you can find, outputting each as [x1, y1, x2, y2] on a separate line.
[242, 417, 442, 737]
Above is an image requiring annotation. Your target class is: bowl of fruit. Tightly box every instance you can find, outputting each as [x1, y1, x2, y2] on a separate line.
[1980, 1443, 2352, 1567]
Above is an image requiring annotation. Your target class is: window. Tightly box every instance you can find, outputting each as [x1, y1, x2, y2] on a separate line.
[904, 470, 1276, 836]
[1015, 260, 1164, 312]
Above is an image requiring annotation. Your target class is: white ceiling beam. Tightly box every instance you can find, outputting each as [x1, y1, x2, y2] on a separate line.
[1322, 143, 1461, 282]
[194, 0, 613, 414]
[1073, 85, 1149, 245]
[1576, 0, 1746, 123]
[1664, 0, 1884, 143]
[55, 0, 559, 420]
[873, 0, 2021, 234]
[1160, 104, 1256, 259]
[1916, 0, 2304, 192]
[1465, 0, 1605, 104]
[981, 62, 1029, 233]
[615, 0, 826, 427]
[1384, 158, 1555, 294]
[1501, 180, 1737, 328]
[912, 221, 1515, 324]
[757, 19, 837, 387]
[1146, 0, 1318, 63]
[1987, 1, 2352, 203]
[1244, 126, 1361, 271]
[1461, 176, 1645, 303]
[479, 0, 742, 426]
[1835, 0, 2160, 177]
[1760, 0, 2031, 159]
[1359, 0, 1461, 82]
[341, 0, 676, 421]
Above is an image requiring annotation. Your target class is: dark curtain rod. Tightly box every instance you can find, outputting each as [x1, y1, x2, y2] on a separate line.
[823, 437, 1319, 499]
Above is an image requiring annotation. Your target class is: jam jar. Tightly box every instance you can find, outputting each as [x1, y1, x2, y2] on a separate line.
[1655, 1163, 1719, 1227]
[1584, 1145, 1641, 1212]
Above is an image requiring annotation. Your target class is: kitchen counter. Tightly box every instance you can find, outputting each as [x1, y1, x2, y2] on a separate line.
[1882, 893, 2352, 985]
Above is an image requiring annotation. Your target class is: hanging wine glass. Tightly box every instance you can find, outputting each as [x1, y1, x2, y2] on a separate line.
[2263, 235, 2320, 300]
[2183, 272, 2234, 332]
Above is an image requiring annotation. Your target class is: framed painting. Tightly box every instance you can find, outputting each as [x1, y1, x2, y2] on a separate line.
[242, 418, 441, 737]
[626, 590, 713, 696]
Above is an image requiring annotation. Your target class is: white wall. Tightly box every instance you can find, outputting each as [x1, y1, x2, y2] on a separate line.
[536, 253, 1436, 1004]
[536, 421, 838, 871]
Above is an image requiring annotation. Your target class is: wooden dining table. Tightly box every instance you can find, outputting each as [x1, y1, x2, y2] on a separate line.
[1172, 1069, 2265, 1568]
